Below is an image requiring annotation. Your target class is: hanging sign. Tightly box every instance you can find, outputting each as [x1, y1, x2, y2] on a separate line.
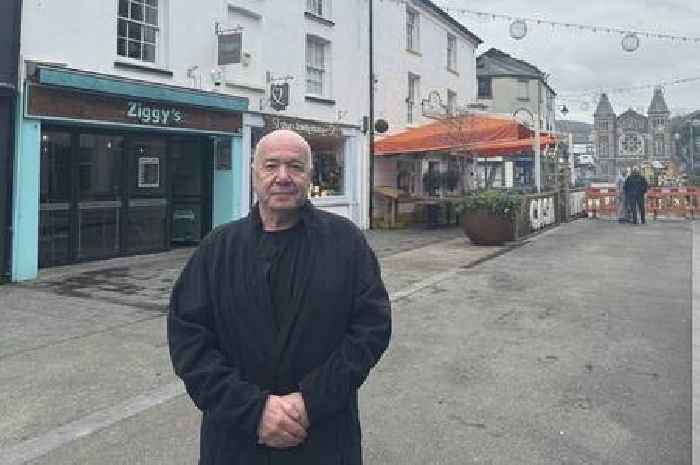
[270, 82, 290, 111]
[218, 32, 242, 65]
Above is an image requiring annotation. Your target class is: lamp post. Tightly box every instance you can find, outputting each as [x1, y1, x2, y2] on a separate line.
[368, 0, 375, 229]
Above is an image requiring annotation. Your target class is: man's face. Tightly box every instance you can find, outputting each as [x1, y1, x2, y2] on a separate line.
[253, 136, 311, 212]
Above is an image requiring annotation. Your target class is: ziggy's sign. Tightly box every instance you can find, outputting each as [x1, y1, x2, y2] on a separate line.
[127, 101, 184, 126]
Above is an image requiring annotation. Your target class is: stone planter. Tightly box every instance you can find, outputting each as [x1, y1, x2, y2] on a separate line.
[461, 210, 516, 245]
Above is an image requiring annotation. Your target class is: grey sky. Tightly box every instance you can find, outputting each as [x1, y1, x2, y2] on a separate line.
[438, 0, 700, 122]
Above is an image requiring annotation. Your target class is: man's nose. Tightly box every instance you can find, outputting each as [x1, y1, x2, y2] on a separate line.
[275, 164, 292, 182]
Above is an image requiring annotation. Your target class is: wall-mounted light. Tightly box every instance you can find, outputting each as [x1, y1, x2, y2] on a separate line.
[211, 68, 223, 86]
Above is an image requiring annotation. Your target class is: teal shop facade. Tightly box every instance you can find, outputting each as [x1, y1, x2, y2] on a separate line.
[11, 66, 249, 281]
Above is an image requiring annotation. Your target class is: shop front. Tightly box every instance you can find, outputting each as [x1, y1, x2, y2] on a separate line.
[12, 66, 247, 281]
[250, 115, 363, 224]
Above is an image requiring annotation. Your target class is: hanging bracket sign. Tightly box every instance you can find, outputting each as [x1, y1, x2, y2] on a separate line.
[270, 82, 290, 111]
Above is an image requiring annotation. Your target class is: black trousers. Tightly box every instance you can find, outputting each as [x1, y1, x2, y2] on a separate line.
[626, 194, 645, 224]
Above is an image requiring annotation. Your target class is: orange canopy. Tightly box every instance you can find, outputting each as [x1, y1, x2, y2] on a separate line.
[375, 114, 557, 157]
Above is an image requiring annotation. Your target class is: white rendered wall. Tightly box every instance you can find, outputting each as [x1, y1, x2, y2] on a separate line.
[373, 0, 478, 134]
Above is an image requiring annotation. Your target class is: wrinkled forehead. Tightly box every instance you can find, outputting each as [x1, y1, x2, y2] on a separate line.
[258, 141, 307, 159]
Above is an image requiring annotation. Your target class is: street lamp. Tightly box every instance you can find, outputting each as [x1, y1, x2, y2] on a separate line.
[368, 0, 375, 229]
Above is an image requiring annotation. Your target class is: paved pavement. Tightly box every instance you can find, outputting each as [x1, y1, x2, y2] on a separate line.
[0, 220, 693, 465]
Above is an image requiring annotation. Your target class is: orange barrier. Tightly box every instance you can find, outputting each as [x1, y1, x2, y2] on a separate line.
[646, 187, 698, 220]
[585, 186, 699, 219]
[585, 187, 618, 218]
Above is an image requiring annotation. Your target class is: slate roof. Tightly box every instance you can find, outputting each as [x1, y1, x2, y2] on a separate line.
[476, 48, 546, 79]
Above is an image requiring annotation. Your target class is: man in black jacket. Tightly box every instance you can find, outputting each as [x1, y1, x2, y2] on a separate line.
[168, 129, 391, 465]
[624, 167, 649, 224]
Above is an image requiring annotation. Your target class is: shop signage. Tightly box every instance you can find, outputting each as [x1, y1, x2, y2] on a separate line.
[270, 83, 289, 111]
[27, 84, 242, 133]
[127, 101, 184, 126]
[218, 32, 242, 65]
[264, 115, 341, 138]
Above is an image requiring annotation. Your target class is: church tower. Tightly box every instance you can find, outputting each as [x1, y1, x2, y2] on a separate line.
[647, 86, 671, 160]
[593, 93, 617, 176]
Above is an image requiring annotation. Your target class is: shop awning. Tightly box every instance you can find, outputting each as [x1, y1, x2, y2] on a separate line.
[375, 114, 557, 157]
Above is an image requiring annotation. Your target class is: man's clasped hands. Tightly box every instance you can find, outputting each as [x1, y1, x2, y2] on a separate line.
[257, 392, 310, 449]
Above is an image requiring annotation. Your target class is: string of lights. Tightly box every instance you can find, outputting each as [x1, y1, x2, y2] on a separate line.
[559, 75, 700, 99]
[439, 4, 700, 44]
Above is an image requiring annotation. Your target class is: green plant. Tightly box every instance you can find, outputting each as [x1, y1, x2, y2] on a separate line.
[457, 190, 522, 218]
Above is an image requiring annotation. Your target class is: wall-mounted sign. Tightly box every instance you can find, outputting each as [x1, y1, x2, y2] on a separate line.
[138, 157, 160, 188]
[264, 115, 342, 138]
[218, 32, 242, 65]
[215, 138, 232, 170]
[27, 84, 242, 133]
[270, 83, 289, 111]
[127, 101, 184, 126]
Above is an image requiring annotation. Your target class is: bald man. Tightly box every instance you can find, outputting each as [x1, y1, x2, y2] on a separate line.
[168, 129, 391, 465]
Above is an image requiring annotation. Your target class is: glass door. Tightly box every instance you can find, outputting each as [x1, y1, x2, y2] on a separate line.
[126, 137, 168, 254]
[76, 134, 124, 261]
[171, 138, 208, 244]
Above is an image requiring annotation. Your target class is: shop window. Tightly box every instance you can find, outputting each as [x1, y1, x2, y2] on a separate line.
[397, 160, 418, 194]
[39, 131, 72, 268]
[78, 134, 124, 198]
[117, 0, 160, 63]
[40, 131, 72, 203]
[310, 149, 344, 197]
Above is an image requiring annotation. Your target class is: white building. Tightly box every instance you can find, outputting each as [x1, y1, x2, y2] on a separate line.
[372, 0, 482, 197]
[11, 0, 480, 280]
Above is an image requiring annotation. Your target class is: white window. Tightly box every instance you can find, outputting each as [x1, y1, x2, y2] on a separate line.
[517, 79, 529, 100]
[306, 0, 330, 19]
[117, 0, 160, 63]
[407, 73, 420, 123]
[406, 7, 419, 51]
[447, 89, 457, 115]
[447, 34, 457, 70]
[306, 36, 329, 96]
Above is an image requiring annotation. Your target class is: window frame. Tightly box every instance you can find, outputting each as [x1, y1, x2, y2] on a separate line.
[407, 73, 420, 124]
[406, 7, 420, 52]
[446, 33, 457, 71]
[517, 79, 530, 101]
[447, 89, 457, 116]
[306, 0, 331, 20]
[477, 77, 492, 99]
[305, 35, 330, 98]
[117, 0, 162, 65]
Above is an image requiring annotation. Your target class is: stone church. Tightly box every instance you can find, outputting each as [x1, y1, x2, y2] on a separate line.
[593, 87, 673, 176]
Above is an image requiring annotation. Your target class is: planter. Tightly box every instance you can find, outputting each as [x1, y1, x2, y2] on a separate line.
[461, 210, 515, 245]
